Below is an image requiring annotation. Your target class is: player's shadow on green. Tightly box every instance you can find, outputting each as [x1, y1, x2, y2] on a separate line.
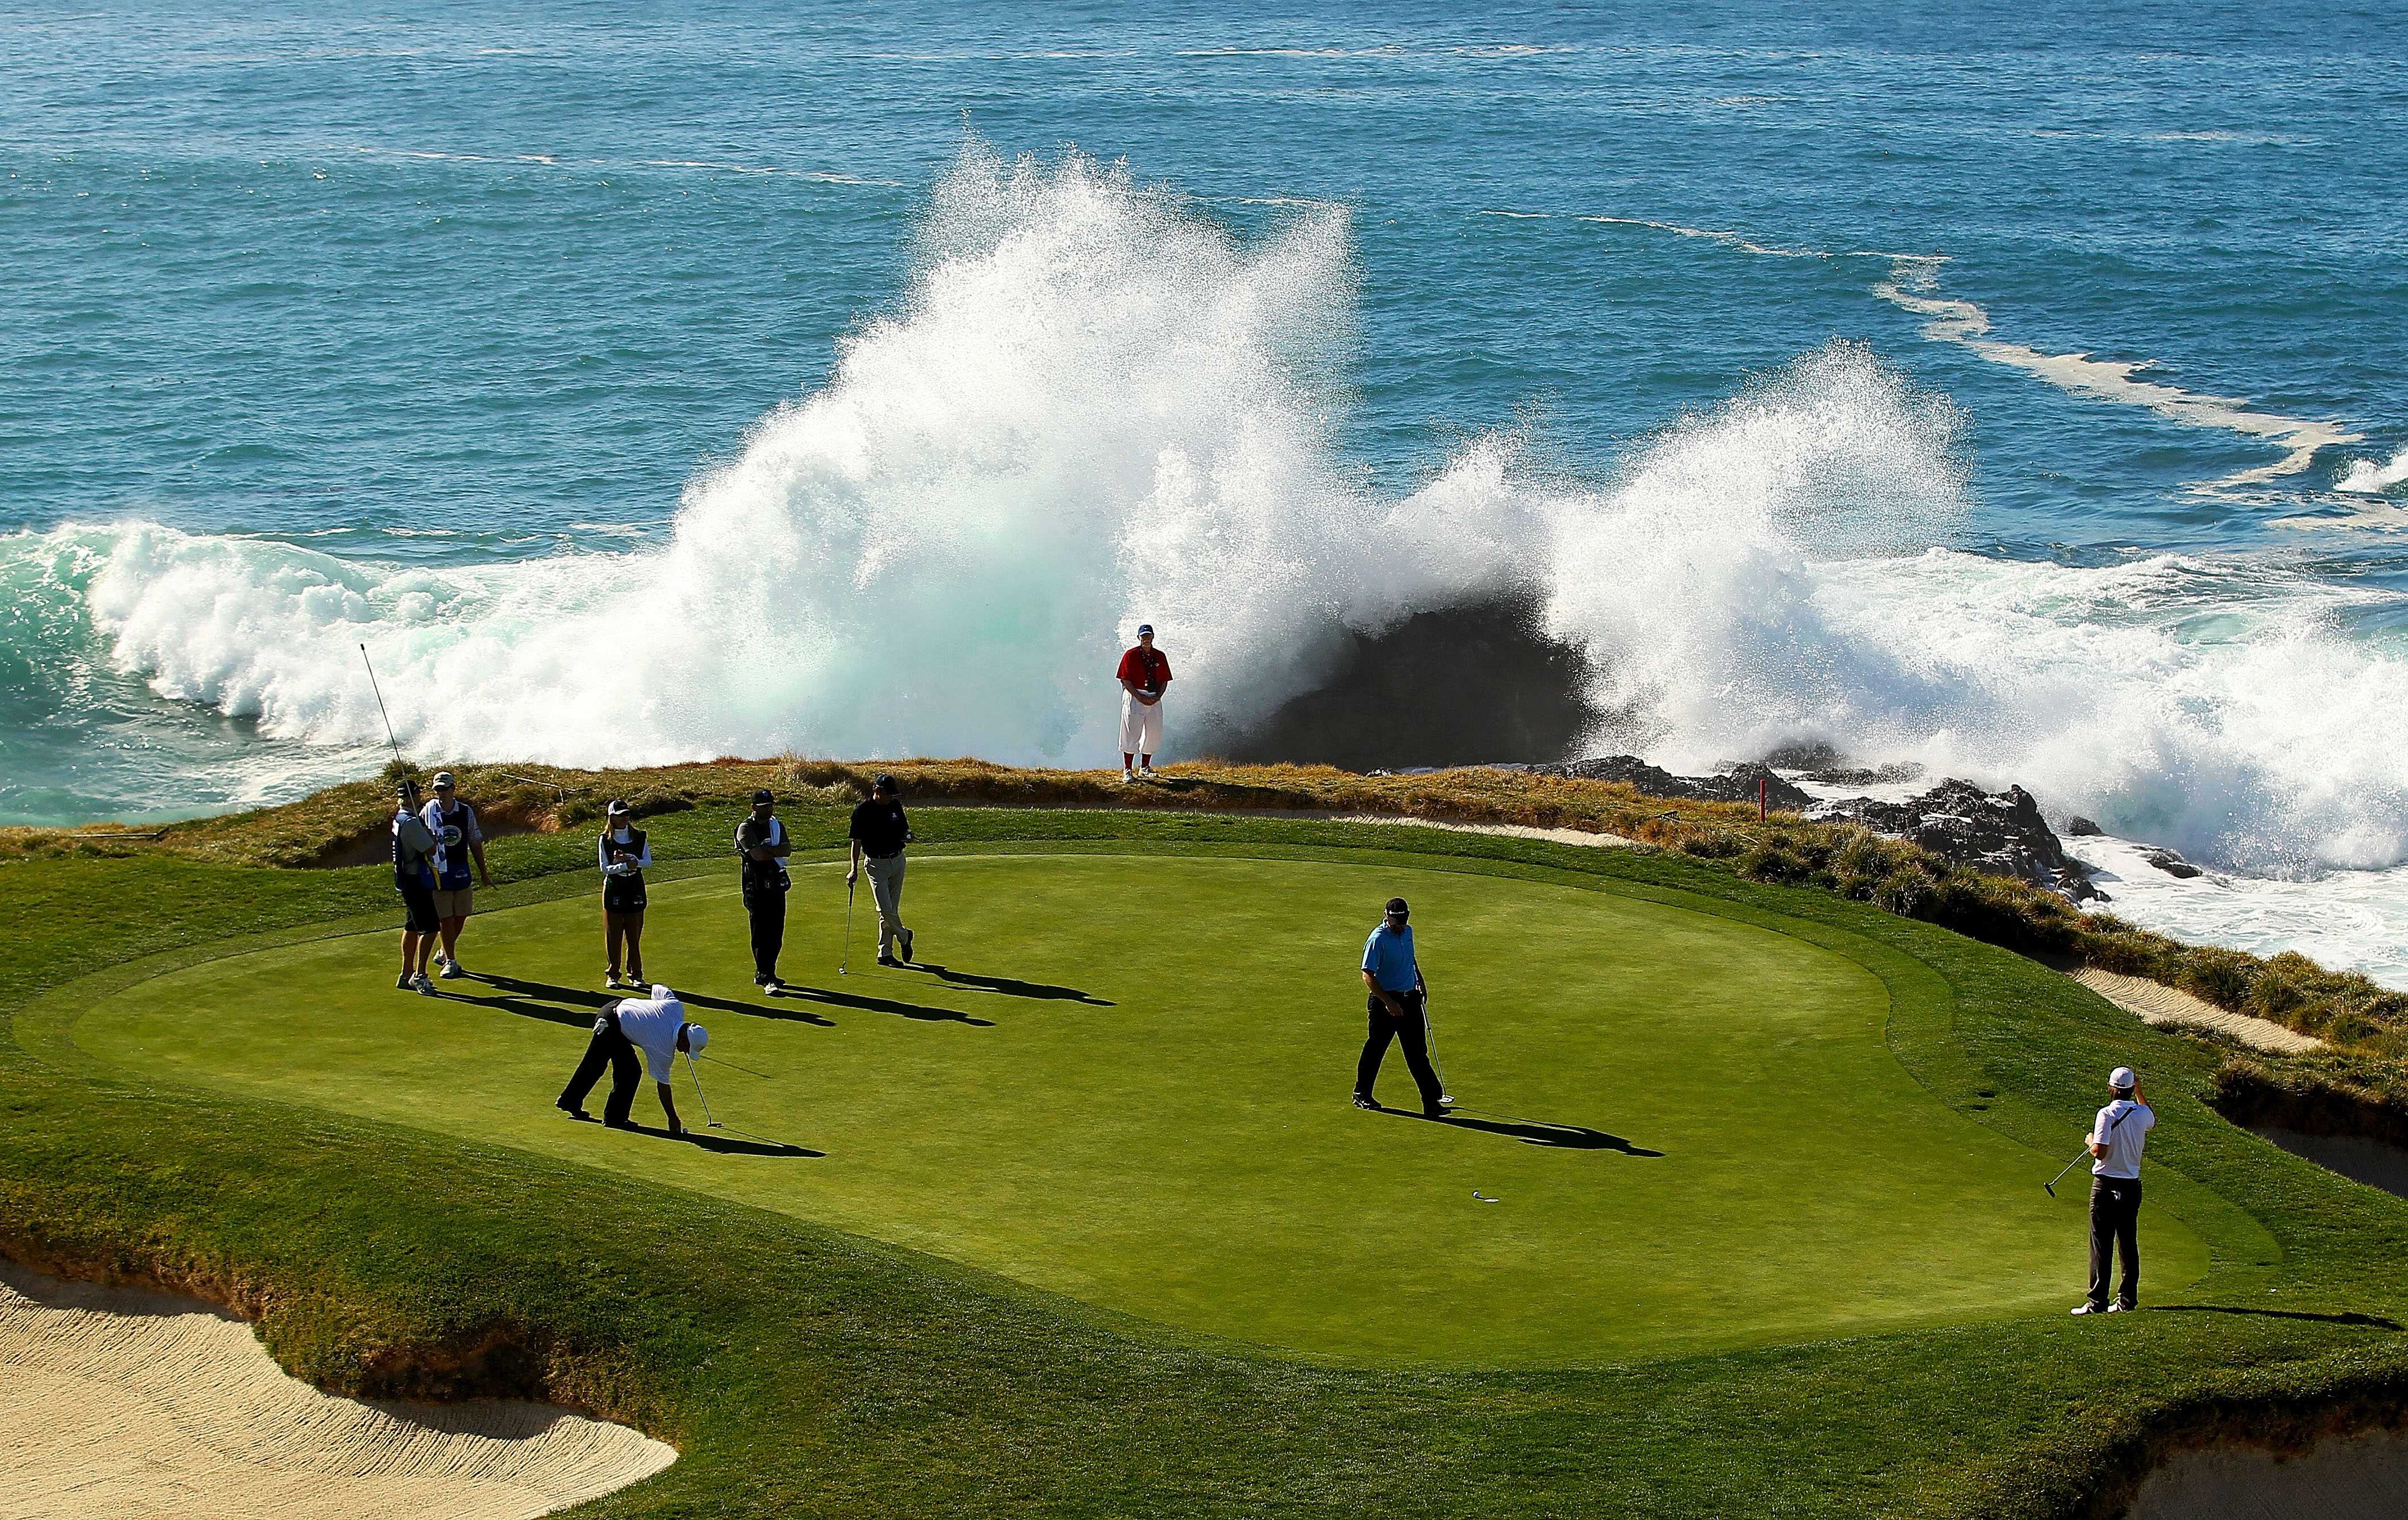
[433, 987, 599, 1030]
[1395, 1107, 1664, 1155]
[582, 1117, 820, 1158]
[470, 973, 841, 1029]
[2148, 1305, 2402, 1330]
[901, 962, 1111, 1005]
[770, 983, 994, 1027]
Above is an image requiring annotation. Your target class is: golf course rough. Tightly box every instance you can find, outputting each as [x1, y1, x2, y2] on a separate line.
[10, 806, 2407, 1520]
[64, 847, 2210, 1367]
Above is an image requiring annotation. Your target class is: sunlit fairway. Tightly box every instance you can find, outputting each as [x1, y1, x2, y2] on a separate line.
[68, 845, 2209, 1366]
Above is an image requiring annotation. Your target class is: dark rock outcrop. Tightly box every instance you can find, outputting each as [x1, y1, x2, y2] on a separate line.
[1203, 599, 1594, 771]
[1532, 756, 1813, 811]
[2142, 847, 2204, 879]
[2066, 816, 2104, 837]
[1820, 778, 2102, 902]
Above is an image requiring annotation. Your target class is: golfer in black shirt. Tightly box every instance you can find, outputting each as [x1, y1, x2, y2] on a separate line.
[849, 773, 915, 967]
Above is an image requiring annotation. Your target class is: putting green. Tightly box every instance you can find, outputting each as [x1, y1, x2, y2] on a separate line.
[65, 847, 2209, 1366]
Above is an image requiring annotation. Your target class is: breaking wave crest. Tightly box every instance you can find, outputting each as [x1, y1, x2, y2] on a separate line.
[7, 144, 2406, 879]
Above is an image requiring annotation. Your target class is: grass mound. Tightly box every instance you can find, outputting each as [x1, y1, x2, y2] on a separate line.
[63, 847, 2205, 1366]
[5, 800, 2407, 1518]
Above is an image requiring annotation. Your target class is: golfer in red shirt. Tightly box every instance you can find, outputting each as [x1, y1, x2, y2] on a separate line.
[1116, 623, 1172, 781]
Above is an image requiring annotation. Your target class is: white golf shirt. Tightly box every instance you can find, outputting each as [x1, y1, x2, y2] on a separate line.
[2089, 1097, 2155, 1179]
[613, 988, 688, 1084]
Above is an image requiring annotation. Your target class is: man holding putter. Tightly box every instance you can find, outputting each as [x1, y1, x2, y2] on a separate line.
[1354, 896, 1447, 1118]
[849, 772, 916, 968]
[2072, 1065, 2155, 1316]
[556, 982, 709, 1134]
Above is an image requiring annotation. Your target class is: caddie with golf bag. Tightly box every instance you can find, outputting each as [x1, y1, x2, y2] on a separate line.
[390, 779, 440, 996]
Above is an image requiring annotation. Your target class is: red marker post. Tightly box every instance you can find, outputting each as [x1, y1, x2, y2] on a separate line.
[1760, 775, 1768, 821]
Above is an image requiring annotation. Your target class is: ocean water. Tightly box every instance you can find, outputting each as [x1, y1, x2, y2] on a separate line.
[5, 3, 2406, 981]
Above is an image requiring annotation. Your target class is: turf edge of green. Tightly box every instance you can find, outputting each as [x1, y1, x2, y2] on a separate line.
[5, 805, 2407, 1520]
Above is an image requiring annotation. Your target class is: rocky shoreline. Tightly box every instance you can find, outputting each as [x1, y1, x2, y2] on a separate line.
[1510, 752, 2199, 906]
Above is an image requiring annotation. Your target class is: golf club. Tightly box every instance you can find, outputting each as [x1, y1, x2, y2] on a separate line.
[1420, 981, 1454, 1107]
[358, 643, 408, 772]
[684, 1049, 721, 1129]
[2043, 1149, 2089, 1198]
[840, 874, 856, 975]
[2045, 1100, 2137, 1196]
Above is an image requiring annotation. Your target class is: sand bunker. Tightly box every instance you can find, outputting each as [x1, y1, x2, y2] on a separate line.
[0, 1262, 674, 1520]
[1328, 813, 1639, 849]
[2069, 968, 2322, 1055]
[2126, 1427, 2408, 1519]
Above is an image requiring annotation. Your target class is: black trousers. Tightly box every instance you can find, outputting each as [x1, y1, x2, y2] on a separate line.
[745, 887, 787, 979]
[1356, 988, 1445, 1114]
[560, 1002, 640, 1125]
[2088, 1175, 2143, 1309]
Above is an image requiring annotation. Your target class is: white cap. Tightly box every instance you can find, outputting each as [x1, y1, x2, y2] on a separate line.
[2110, 1066, 2136, 1091]
[684, 1024, 709, 1054]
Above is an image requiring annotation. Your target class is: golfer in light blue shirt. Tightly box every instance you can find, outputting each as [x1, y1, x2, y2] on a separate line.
[1354, 897, 1447, 1117]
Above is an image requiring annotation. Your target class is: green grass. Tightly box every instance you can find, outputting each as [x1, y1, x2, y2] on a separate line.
[6, 804, 2408, 1518]
[62, 847, 2214, 1366]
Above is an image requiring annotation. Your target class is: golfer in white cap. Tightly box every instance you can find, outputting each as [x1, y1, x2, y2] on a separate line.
[555, 983, 708, 1135]
[2073, 1065, 2154, 1315]
[1116, 623, 1172, 781]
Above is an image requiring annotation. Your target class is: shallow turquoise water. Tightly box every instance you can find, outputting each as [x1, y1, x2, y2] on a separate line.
[3, 2, 2405, 974]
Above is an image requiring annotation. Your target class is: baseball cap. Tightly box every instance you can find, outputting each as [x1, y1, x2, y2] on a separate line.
[431, 770, 456, 789]
[684, 1023, 709, 1054]
[1136, 622, 1154, 635]
[751, 789, 774, 805]
[2110, 1066, 2136, 1091]
[874, 772, 898, 793]
[396, 779, 418, 799]
[605, 799, 631, 817]
[1385, 897, 1410, 916]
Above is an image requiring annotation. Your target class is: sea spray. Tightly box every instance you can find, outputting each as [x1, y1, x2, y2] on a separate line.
[8, 145, 2407, 886]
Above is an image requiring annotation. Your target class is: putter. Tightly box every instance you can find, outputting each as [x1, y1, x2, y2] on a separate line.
[2045, 1101, 2136, 1196]
[1420, 983, 1454, 1108]
[2043, 1149, 2088, 1198]
[840, 875, 856, 975]
[685, 1050, 721, 1130]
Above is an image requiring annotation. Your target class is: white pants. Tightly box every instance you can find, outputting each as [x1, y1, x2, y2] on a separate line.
[1119, 691, 1163, 757]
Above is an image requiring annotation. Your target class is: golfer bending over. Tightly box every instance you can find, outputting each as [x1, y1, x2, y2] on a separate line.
[849, 772, 915, 966]
[2073, 1065, 2154, 1316]
[1354, 896, 1447, 1117]
[556, 983, 708, 1134]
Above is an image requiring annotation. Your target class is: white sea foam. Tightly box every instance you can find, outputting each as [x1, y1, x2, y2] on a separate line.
[2068, 836, 2408, 990]
[1873, 265, 2363, 491]
[16, 143, 2408, 964]
[2337, 446, 2408, 495]
[1575, 214, 1828, 259]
